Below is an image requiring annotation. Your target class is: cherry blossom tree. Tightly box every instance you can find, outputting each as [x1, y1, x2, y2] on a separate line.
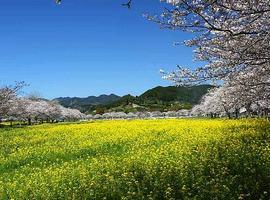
[24, 99, 49, 124]
[0, 82, 26, 123]
[16, 100, 85, 125]
[192, 80, 270, 118]
[152, 1, 269, 118]
[60, 106, 85, 121]
[6, 98, 28, 126]
[155, 1, 270, 86]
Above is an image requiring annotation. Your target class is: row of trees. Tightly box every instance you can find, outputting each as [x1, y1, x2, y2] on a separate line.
[3, 81, 268, 124]
[191, 83, 270, 118]
[0, 82, 192, 126]
[0, 83, 85, 126]
[86, 109, 190, 120]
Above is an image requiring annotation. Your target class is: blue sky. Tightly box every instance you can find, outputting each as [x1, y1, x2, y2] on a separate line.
[0, 0, 196, 99]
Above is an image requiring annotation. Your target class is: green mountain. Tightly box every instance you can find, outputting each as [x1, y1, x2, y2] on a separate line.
[93, 85, 213, 114]
[55, 85, 213, 114]
[54, 94, 121, 112]
[141, 85, 213, 104]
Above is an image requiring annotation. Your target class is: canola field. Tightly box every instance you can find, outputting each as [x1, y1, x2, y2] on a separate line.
[0, 119, 269, 199]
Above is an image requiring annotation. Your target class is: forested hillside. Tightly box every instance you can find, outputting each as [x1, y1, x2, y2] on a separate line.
[55, 85, 213, 113]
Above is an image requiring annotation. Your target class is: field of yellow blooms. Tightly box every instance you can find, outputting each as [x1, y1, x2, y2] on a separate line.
[0, 119, 269, 199]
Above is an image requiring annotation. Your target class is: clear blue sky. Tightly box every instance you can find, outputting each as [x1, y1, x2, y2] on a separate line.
[0, 0, 196, 99]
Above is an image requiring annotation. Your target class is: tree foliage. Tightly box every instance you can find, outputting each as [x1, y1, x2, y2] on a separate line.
[154, 1, 270, 85]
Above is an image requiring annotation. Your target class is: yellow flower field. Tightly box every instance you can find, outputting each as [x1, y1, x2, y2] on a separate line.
[0, 119, 269, 199]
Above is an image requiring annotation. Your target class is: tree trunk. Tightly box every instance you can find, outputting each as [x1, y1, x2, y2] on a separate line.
[28, 118, 31, 125]
[245, 102, 252, 118]
[235, 108, 240, 119]
[222, 105, 231, 119]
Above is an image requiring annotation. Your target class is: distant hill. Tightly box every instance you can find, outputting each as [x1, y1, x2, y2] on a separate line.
[141, 85, 213, 104]
[94, 85, 213, 114]
[54, 94, 121, 112]
[55, 85, 213, 113]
